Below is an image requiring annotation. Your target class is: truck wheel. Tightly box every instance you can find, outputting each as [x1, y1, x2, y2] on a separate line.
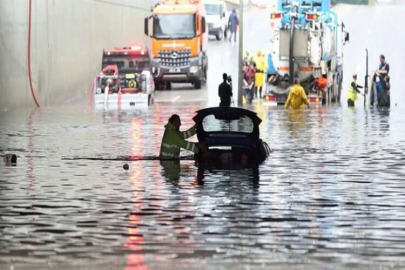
[195, 80, 201, 89]
[326, 87, 332, 105]
[216, 30, 224, 41]
[331, 85, 336, 103]
[322, 89, 329, 105]
[203, 56, 208, 84]
[337, 77, 343, 103]
[203, 65, 208, 84]
[148, 94, 154, 105]
[155, 81, 162, 90]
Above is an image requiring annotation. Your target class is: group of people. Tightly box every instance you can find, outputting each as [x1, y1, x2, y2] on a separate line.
[347, 54, 390, 107]
[217, 50, 268, 107]
[161, 56, 392, 163]
[243, 51, 267, 104]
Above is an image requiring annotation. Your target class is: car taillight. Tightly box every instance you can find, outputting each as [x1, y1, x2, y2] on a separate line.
[265, 95, 276, 101]
[271, 13, 282, 19]
[306, 14, 319, 20]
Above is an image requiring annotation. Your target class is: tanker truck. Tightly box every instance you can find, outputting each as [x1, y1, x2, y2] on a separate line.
[264, 0, 349, 105]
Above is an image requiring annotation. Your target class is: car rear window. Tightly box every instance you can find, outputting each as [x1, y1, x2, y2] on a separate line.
[202, 115, 254, 133]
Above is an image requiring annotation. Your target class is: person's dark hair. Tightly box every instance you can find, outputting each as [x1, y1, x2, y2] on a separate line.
[169, 114, 180, 124]
[380, 54, 385, 60]
[353, 74, 357, 79]
[223, 73, 228, 81]
[294, 78, 300, 84]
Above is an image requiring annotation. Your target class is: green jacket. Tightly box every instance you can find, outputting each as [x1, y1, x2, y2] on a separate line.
[159, 122, 199, 159]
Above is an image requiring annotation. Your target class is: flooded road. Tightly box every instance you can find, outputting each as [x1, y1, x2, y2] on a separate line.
[1, 103, 405, 270]
[2, 2, 405, 269]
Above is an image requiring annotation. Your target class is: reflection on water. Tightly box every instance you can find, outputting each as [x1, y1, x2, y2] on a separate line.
[1, 104, 405, 269]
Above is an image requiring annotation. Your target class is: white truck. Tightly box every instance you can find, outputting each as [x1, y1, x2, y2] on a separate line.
[203, 0, 229, 40]
[264, 0, 349, 105]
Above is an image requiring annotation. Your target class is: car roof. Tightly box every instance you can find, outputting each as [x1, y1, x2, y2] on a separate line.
[193, 107, 262, 126]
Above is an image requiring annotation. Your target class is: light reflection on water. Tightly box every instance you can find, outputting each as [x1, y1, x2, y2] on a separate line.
[1, 103, 405, 269]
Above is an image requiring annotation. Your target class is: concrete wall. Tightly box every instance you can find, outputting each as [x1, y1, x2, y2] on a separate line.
[0, 0, 151, 110]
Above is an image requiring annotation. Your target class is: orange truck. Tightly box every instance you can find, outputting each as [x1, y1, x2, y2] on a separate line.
[145, 0, 208, 90]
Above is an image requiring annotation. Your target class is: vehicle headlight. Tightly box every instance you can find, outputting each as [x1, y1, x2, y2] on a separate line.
[190, 66, 199, 74]
[96, 88, 101, 94]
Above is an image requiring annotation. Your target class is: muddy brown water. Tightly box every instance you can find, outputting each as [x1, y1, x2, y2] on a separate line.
[1, 103, 405, 269]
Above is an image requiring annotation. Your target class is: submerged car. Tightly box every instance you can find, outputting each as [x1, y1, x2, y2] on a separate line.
[192, 107, 271, 164]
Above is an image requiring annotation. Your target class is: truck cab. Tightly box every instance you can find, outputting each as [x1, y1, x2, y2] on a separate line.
[203, 0, 229, 40]
[145, 0, 208, 90]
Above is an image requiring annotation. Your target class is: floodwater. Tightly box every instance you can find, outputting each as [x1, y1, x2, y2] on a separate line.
[1, 102, 405, 270]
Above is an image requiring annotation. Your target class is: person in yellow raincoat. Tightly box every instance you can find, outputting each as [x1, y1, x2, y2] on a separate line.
[285, 79, 310, 109]
[160, 114, 202, 159]
[254, 51, 267, 99]
[347, 74, 363, 107]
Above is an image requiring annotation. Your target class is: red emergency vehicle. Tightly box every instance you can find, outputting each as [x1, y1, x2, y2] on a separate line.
[92, 46, 155, 107]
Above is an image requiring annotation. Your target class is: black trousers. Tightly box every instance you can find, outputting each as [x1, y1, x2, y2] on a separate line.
[220, 101, 231, 107]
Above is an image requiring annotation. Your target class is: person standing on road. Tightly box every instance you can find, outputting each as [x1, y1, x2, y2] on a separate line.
[385, 75, 391, 91]
[228, 9, 239, 42]
[254, 51, 266, 99]
[218, 73, 233, 107]
[316, 75, 328, 93]
[347, 74, 363, 107]
[160, 114, 205, 159]
[379, 75, 391, 108]
[244, 63, 255, 104]
[372, 55, 390, 105]
[285, 79, 310, 109]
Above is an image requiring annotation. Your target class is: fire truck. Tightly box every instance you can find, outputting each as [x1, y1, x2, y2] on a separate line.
[92, 46, 155, 107]
[264, 0, 349, 105]
[145, 0, 208, 90]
